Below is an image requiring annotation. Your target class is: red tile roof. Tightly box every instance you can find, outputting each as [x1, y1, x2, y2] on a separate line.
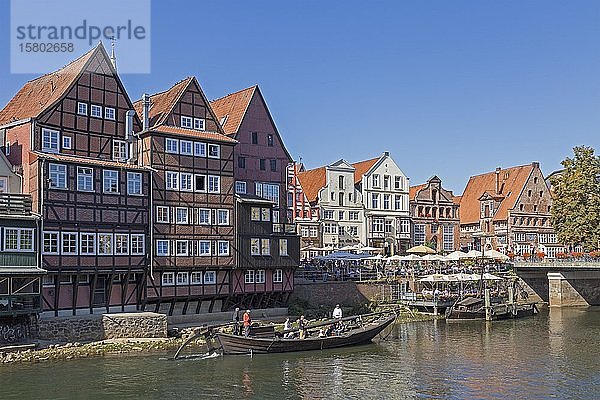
[351, 157, 379, 184]
[209, 86, 257, 135]
[0, 45, 100, 126]
[30, 152, 148, 170]
[460, 164, 534, 225]
[297, 166, 327, 203]
[409, 184, 428, 201]
[147, 125, 237, 144]
[133, 77, 193, 129]
[453, 195, 462, 205]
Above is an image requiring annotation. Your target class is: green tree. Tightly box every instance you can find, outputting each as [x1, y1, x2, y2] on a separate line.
[550, 146, 600, 251]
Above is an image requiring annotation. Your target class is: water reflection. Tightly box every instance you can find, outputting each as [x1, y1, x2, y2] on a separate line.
[2, 308, 600, 399]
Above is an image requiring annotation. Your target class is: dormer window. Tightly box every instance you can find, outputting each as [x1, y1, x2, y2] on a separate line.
[181, 116, 192, 129]
[78, 102, 88, 115]
[194, 118, 205, 131]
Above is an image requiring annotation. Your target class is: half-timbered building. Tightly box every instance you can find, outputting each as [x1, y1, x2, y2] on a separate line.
[134, 77, 238, 315]
[0, 44, 150, 316]
[229, 194, 299, 309]
[210, 86, 293, 222]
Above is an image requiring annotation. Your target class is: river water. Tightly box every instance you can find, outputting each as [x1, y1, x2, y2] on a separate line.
[2, 307, 599, 399]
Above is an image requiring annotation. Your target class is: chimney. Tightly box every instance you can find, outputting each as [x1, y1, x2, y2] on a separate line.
[384, 151, 389, 157]
[495, 167, 501, 195]
[142, 93, 151, 131]
[532, 161, 539, 169]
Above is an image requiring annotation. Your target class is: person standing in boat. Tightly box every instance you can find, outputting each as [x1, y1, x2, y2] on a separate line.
[333, 304, 343, 319]
[232, 307, 241, 335]
[283, 317, 292, 338]
[298, 315, 307, 339]
[243, 309, 252, 337]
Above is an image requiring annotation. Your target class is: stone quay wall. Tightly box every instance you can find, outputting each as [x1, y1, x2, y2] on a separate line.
[37, 312, 167, 342]
[291, 281, 387, 309]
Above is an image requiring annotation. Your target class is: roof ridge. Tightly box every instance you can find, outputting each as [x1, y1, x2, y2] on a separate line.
[22, 44, 100, 85]
[468, 163, 534, 178]
[133, 76, 194, 104]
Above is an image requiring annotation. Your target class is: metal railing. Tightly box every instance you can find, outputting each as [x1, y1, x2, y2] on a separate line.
[295, 268, 382, 283]
[516, 260, 600, 267]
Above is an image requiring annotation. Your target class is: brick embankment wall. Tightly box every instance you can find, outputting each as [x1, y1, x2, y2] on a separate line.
[291, 281, 388, 309]
[37, 312, 167, 342]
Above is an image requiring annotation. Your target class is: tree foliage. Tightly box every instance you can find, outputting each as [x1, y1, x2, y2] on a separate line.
[550, 146, 600, 251]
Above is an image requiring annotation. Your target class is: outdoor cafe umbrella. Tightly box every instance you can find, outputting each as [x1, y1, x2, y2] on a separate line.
[465, 249, 483, 258]
[448, 272, 479, 282]
[406, 245, 436, 255]
[484, 249, 509, 261]
[419, 274, 450, 283]
[446, 250, 469, 261]
[482, 273, 503, 281]
[401, 254, 423, 261]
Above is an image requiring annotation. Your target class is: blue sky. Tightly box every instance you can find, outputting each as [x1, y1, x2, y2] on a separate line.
[1, 1, 599, 193]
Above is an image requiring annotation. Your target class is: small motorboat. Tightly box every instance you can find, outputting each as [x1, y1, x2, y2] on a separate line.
[213, 312, 396, 355]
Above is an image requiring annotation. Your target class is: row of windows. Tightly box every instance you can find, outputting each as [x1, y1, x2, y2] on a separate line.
[164, 171, 220, 193]
[323, 210, 360, 221]
[180, 116, 206, 131]
[2, 228, 35, 252]
[156, 206, 229, 225]
[238, 156, 278, 172]
[165, 138, 219, 158]
[42, 273, 139, 286]
[250, 132, 275, 147]
[251, 207, 272, 222]
[162, 271, 216, 286]
[245, 269, 283, 283]
[155, 240, 230, 257]
[43, 232, 145, 255]
[371, 193, 408, 211]
[300, 226, 319, 238]
[42, 129, 130, 163]
[48, 163, 143, 195]
[77, 102, 116, 120]
[371, 174, 406, 191]
[250, 238, 289, 256]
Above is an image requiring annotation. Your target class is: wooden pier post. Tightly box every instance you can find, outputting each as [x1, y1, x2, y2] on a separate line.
[484, 289, 492, 321]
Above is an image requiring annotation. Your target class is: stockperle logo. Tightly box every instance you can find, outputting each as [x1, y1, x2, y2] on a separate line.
[10, 0, 151, 74]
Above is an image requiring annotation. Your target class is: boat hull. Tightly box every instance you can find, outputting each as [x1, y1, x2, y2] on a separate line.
[215, 315, 396, 355]
[446, 303, 538, 321]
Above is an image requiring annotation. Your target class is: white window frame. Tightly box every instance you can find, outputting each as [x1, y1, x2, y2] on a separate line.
[208, 175, 220, 193]
[180, 140, 193, 155]
[218, 241, 230, 256]
[43, 231, 59, 254]
[181, 116, 193, 129]
[62, 136, 72, 150]
[156, 240, 169, 256]
[113, 140, 128, 161]
[165, 171, 179, 191]
[115, 233, 129, 255]
[90, 104, 102, 118]
[280, 239, 288, 256]
[97, 233, 113, 255]
[180, 173, 193, 191]
[77, 167, 94, 192]
[235, 181, 247, 194]
[208, 144, 220, 159]
[156, 206, 169, 223]
[190, 272, 203, 284]
[49, 163, 67, 189]
[194, 142, 206, 156]
[165, 138, 179, 154]
[273, 269, 283, 283]
[194, 118, 206, 131]
[198, 240, 211, 256]
[103, 170, 119, 193]
[204, 271, 216, 284]
[261, 239, 270, 256]
[176, 272, 189, 285]
[175, 240, 189, 256]
[78, 102, 88, 115]
[245, 270, 255, 284]
[251, 238, 260, 255]
[105, 107, 116, 120]
[42, 128, 60, 153]
[256, 270, 266, 284]
[217, 209, 229, 225]
[80, 233, 97, 255]
[175, 207, 189, 224]
[130, 234, 145, 255]
[61, 232, 78, 255]
[127, 172, 143, 195]
[162, 272, 175, 286]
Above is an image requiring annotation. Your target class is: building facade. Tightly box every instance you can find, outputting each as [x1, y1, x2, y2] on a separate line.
[459, 163, 564, 257]
[356, 152, 411, 255]
[210, 86, 293, 222]
[409, 176, 460, 252]
[0, 44, 150, 316]
[135, 77, 237, 315]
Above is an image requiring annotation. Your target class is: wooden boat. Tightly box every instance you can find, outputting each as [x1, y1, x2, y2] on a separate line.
[445, 297, 538, 321]
[214, 313, 396, 355]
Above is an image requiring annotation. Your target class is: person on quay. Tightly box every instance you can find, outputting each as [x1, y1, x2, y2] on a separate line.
[298, 315, 307, 340]
[243, 309, 252, 337]
[232, 307, 241, 335]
